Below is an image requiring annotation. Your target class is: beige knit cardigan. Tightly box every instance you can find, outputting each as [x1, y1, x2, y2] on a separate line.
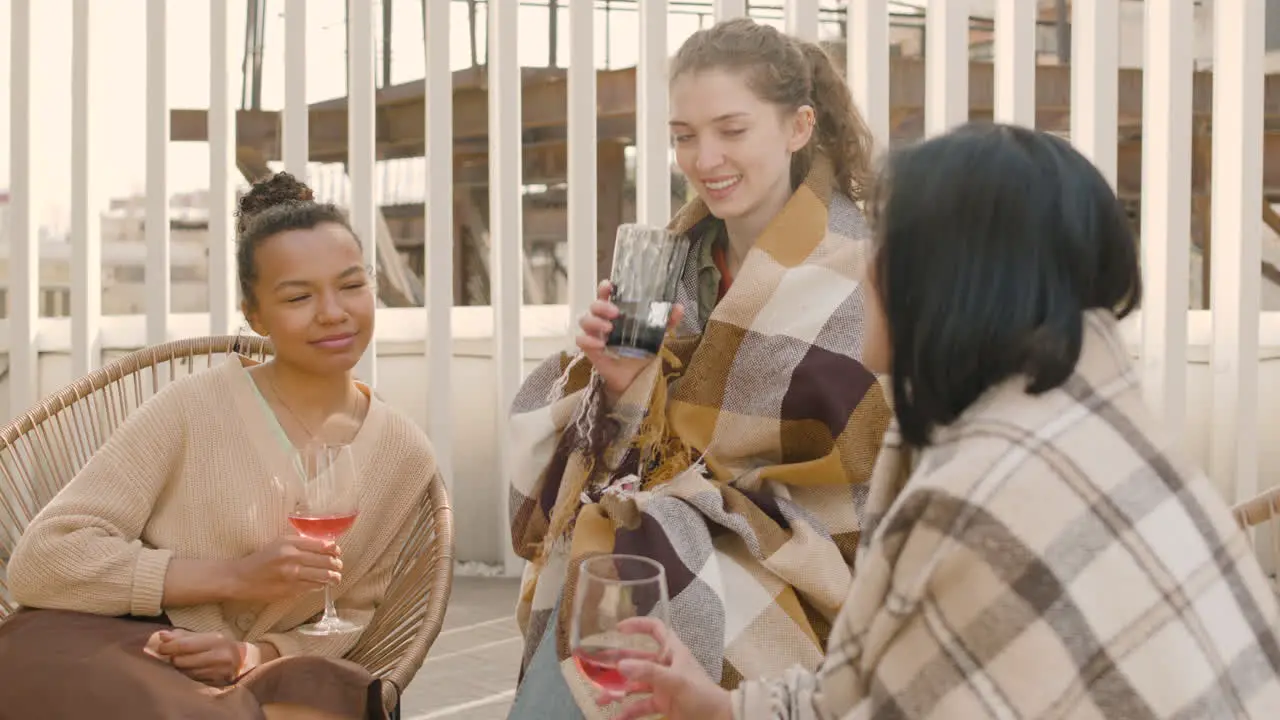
[6, 355, 437, 659]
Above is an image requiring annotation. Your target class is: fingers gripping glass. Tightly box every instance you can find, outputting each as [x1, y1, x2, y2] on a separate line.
[288, 443, 362, 637]
[570, 554, 672, 700]
[606, 224, 691, 358]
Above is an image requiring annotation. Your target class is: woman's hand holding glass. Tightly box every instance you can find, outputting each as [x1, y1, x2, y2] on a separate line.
[226, 535, 343, 604]
[595, 617, 732, 720]
[201, 446, 355, 623]
[572, 554, 729, 720]
[576, 280, 685, 404]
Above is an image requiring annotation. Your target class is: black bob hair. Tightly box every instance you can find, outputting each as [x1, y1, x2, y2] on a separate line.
[868, 122, 1142, 447]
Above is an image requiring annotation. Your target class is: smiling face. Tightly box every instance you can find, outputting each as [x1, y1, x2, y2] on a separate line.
[242, 222, 375, 377]
[669, 68, 814, 225]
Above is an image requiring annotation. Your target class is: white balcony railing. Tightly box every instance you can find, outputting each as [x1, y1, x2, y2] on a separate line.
[4, 0, 1274, 571]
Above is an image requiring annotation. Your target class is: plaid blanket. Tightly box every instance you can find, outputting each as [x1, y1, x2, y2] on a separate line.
[734, 309, 1280, 719]
[508, 156, 892, 714]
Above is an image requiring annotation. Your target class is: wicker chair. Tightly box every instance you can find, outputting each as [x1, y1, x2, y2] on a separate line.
[1234, 485, 1280, 595]
[0, 336, 454, 715]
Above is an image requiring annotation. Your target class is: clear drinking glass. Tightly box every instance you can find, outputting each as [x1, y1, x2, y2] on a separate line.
[570, 554, 672, 701]
[606, 224, 691, 358]
[288, 443, 362, 636]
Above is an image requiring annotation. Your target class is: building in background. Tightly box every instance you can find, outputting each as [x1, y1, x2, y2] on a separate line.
[0, 190, 211, 318]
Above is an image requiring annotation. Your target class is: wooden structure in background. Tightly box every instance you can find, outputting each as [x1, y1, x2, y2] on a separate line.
[171, 55, 1280, 308]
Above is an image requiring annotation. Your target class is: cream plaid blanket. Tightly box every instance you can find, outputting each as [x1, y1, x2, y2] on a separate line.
[734, 310, 1280, 719]
[508, 157, 892, 712]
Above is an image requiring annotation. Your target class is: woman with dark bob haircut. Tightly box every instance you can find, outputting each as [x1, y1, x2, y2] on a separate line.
[592, 122, 1280, 720]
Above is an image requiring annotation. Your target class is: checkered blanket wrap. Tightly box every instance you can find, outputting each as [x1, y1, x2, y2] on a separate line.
[734, 310, 1280, 719]
[508, 158, 892, 713]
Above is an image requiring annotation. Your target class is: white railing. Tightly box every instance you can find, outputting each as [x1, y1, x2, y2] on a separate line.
[1140, 0, 1192, 448]
[1072, 0, 1120, 187]
[489, 0, 525, 573]
[4, 0, 1273, 570]
[209, 0, 238, 339]
[424, 0, 456, 511]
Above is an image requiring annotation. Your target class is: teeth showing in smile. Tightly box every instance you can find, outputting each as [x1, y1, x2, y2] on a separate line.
[704, 176, 741, 191]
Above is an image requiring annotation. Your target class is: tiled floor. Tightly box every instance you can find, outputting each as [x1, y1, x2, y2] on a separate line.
[399, 577, 523, 720]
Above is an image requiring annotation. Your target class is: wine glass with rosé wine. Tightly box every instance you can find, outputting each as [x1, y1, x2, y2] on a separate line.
[570, 554, 672, 702]
[289, 442, 362, 636]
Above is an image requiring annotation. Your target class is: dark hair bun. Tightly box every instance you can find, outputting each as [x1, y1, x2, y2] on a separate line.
[233, 172, 355, 305]
[236, 172, 315, 233]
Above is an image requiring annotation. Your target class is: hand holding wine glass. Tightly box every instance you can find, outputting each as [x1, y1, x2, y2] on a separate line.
[571, 555, 676, 707]
[227, 535, 343, 604]
[598, 617, 733, 720]
[288, 442, 362, 636]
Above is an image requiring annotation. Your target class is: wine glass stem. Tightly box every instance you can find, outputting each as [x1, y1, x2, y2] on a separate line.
[321, 584, 338, 624]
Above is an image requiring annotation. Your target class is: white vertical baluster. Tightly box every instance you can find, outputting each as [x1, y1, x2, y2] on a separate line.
[490, 0, 525, 576]
[425, 0, 454, 492]
[146, 0, 171, 346]
[71, 0, 101, 375]
[568, 0, 598, 329]
[1070, 0, 1118, 187]
[1210, 0, 1264, 505]
[636, 0, 669, 227]
[993, 0, 1035, 126]
[713, 0, 748, 20]
[785, 0, 820, 41]
[9, 0, 37, 413]
[924, 0, 968, 136]
[1140, 0, 1191, 441]
[284, 0, 309, 179]
[209, 0, 238, 336]
[848, 0, 890, 153]
[348, 0, 378, 385]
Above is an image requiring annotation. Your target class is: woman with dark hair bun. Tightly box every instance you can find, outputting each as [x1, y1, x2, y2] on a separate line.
[0, 172, 440, 719]
[599, 122, 1280, 720]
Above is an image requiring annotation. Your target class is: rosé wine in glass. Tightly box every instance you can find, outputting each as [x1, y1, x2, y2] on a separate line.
[291, 443, 362, 637]
[288, 512, 358, 540]
[570, 554, 671, 701]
